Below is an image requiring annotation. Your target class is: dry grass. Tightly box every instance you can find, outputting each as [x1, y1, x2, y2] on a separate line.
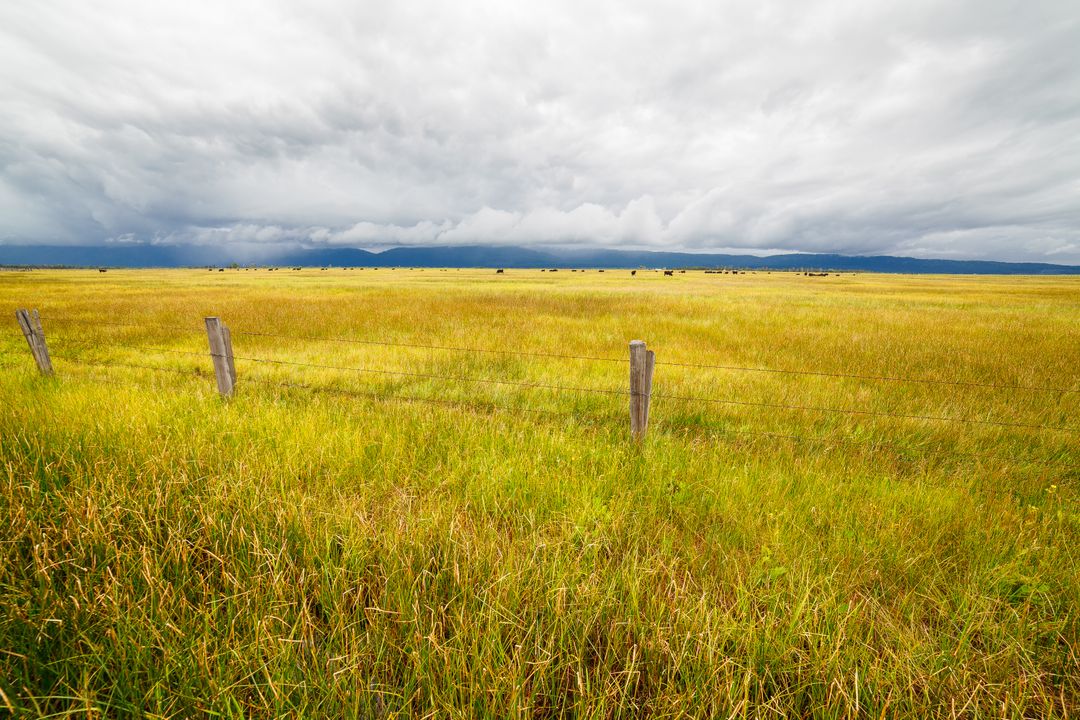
[0, 267, 1077, 718]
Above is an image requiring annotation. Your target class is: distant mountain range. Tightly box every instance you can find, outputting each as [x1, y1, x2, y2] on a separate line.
[2, 244, 1079, 275]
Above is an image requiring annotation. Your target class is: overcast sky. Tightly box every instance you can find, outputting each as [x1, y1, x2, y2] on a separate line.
[2, 1, 1079, 261]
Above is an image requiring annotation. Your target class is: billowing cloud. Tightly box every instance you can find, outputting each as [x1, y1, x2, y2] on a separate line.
[1, 0, 1078, 262]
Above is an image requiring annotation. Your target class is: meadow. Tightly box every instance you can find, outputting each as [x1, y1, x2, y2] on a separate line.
[0, 267, 1077, 718]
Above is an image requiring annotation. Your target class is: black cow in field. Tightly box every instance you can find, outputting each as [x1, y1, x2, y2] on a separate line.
[663, 270, 674, 276]
[496, 268, 504, 274]
[631, 270, 637, 276]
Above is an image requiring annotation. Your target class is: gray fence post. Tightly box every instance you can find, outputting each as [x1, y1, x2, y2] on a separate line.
[15, 309, 53, 375]
[204, 316, 236, 396]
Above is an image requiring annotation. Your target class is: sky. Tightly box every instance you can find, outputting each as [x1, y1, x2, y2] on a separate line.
[1, 0, 1079, 262]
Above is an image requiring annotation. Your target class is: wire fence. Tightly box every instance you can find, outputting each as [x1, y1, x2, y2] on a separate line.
[54, 354, 1074, 471]
[5, 312, 1079, 472]
[30, 334, 1080, 436]
[39, 314, 1080, 394]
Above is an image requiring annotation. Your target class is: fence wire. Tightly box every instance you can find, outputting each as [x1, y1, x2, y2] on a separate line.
[20, 351, 1078, 472]
[5, 317, 1079, 472]
[38, 314, 1078, 394]
[34, 333, 1080, 436]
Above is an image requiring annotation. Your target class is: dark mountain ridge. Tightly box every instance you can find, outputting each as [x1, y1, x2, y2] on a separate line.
[2, 244, 1079, 274]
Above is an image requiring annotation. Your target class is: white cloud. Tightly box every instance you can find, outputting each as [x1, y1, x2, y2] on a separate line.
[1, 0, 1079, 262]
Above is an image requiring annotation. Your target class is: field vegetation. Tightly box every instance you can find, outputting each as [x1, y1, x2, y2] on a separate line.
[0, 268, 1077, 717]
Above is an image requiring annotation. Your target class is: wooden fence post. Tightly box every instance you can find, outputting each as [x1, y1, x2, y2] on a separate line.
[204, 316, 236, 397]
[629, 340, 655, 440]
[15, 309, 53, 375]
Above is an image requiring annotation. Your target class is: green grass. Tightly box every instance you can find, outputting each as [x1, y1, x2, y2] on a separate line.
[0, 268, 1077, 717]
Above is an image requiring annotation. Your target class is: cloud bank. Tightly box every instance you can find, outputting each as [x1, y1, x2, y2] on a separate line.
[2, 0, 1079, 262]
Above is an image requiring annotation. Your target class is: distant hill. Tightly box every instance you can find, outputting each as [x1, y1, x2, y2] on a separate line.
[2, 244, 1080, 274]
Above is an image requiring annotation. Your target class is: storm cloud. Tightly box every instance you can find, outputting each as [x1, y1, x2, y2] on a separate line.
[2, 0, 1079, 262]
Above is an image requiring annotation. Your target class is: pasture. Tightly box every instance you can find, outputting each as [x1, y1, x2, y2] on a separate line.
[0, 268, 1077, 717]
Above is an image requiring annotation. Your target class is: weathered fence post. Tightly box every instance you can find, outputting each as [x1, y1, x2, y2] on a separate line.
[629, 340, 655, 440]
[15, 309, 53, 375]
[204, 316, 236, 397]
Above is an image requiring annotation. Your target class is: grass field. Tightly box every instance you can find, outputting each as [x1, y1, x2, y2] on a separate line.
[0, 267, 1077, 718]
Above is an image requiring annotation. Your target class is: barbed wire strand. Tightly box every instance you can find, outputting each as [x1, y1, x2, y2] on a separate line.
[233, 329, 1079, 394]
[234, 328, 622, 364]
[242, 375, 622, 423]
[50, 355, 1079, 471]
[7, 340, 1080, 435]
[655, 359, 1079, 394]
[230, 352, 1080, 435]
[54, 354, 619, 424]
[48, 353, 209, 377]
[254, 378, 1077, 469]
[44, 336, 208, 358]
[652, 392, 1080, 435]
[32, 317, 1078, 394]
[39, 316, 203, 334]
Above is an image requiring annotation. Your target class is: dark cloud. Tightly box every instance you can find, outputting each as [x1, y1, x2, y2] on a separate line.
[1, 0, 1078, 262]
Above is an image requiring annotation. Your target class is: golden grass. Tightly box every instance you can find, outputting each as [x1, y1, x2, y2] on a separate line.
[0, 267, 1077, 717]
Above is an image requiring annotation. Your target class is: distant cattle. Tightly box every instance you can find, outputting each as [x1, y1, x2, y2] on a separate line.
[98, 268, 107, 273]
[496, 268, 504, 274]
[631, 270, 637, 276]
[663, 270, 674, 276]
